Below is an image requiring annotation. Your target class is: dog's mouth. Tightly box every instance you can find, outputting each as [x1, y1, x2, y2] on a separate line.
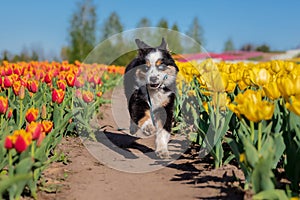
[148, 83, 160, 89]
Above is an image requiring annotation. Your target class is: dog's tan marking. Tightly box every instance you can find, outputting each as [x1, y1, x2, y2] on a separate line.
[138, 110, 151, 127]
[146, 59, 151, 67]
[155, 59, 162, 66]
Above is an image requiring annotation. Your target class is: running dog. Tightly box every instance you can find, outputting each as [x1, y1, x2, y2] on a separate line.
[124, 38, 178, 158]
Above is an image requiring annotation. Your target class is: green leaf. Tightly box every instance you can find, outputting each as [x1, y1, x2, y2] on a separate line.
[272, 133, 285, 168]
[0, 173, 32, 196]
[239, 132, 258, 168]
[251, 155, 275, 194]
[253, 189, 289, 200]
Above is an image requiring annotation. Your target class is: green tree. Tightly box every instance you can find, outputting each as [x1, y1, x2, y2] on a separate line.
[223, 38, 235, 52]
[101, 12, 123, 41]
[67, 0, 96, 63]
[93, 12, 126, 65]
[137, 17, 151, 28]
[169, 23, 183, 53]
[157, 18, 168, 29]
[186, 17, 204, 53]
[256, 44, 270, 52]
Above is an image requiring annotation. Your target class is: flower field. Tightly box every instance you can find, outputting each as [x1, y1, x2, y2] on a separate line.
[0, 61, 124, 199]
[175, 59, 300, 199]
[0, 58, 300, 199]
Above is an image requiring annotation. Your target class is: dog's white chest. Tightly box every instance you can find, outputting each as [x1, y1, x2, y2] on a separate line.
[149, 90, 171, 110]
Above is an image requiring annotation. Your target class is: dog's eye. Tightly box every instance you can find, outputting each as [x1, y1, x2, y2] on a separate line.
[143, 65, 150, 71]
[157, 64, 166, 71]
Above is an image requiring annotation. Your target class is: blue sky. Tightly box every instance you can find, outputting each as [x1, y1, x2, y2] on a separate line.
[1, 0, 300, 59]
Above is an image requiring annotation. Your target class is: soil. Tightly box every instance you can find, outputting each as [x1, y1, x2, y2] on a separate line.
[36, 86, 248, 200]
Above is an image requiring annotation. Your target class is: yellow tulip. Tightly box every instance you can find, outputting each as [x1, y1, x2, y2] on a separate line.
[285, 62, 294, 72]
[212, 92, 228, 111]
[294, 76, 300, 95]
[250, 67, 271, 86]
[228, 90, 274, 122]
[263, 82, 281, 100]
[271, 61, 281, 73]
[277, 75, 294, 98]
[286, 95, 300, 116]
[237, 80, 248, 91]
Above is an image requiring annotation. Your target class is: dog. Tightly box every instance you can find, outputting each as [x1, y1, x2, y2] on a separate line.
[124, 38, 179, 159]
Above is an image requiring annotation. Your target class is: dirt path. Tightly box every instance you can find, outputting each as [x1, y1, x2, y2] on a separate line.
[38, 85, 246, 200]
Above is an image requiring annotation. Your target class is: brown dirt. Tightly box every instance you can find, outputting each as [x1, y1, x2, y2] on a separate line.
[36, 87, 247, 200]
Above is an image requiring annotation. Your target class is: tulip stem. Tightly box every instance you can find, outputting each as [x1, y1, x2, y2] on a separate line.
[31, 141, 35, 160]
[18, 100, 23, 129]
[8, 150, 13, 175]
[257, 122, 262, 152]
[250, 121, 255, 143]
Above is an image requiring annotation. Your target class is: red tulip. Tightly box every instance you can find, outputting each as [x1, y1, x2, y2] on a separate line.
[26, 121, 42, 140]
[66, 72, 76, 87]
[15, 135, 28, 153]
[27, 80, 39, 93]
[12, 81, 21, 96]
[13, 129, 32, 153]
[74, 77, 85, 88]
[52, 89, 65, 104]
[0, 96, 8, 114]
[25, 108, 39, 123]
[4, 136, 14, 149]
[57, 79, 67, 90]
[5, 65, 13, 76]
[4, 76, 13, 88]
[44, 73, 52, 84]
[82, 91, 94, 103]
[42, 120, 53, 134]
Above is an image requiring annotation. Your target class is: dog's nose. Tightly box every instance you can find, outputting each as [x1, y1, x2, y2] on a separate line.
[150, 76, 158, 83]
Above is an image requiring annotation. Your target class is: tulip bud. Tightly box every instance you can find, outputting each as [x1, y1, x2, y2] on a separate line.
[41, 104, 47, 119]
[7, 108, 13, 119]
[19, 85, 25, 100]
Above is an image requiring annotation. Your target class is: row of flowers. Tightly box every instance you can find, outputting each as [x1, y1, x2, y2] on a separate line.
[175, 59, 300, 199]
[0, 61, 125, 199]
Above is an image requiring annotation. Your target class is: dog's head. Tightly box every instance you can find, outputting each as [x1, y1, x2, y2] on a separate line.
[135, 38, 178, 90]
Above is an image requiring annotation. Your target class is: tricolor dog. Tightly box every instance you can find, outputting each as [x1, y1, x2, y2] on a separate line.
[124, 38, 178, 158]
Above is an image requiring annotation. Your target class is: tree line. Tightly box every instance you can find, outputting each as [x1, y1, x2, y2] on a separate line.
[61, 0, 205, 65]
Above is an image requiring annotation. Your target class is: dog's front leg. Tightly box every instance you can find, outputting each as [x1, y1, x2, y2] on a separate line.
[155, 128, 170, 159]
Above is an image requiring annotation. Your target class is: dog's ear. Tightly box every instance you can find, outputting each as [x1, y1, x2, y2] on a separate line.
[135, 39, 151, 50]
[158, 37, 169, 51]
[135, 39, 152, 56]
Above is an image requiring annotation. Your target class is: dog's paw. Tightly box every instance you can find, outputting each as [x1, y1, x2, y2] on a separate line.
[129, 121, 138, 135]
[141, 123, 156, 136]
[155, 149, 170, 159]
